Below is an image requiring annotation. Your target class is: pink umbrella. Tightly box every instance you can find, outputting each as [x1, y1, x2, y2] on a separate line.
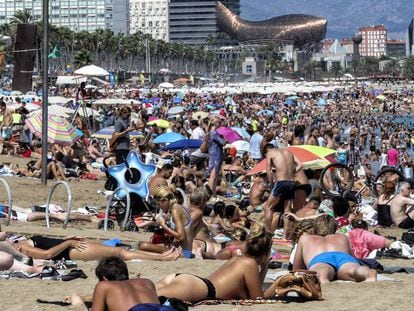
[217, 127, 241, 143]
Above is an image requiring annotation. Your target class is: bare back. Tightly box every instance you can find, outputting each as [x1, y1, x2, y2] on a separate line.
[92, 278, 159, 311]
[208, 256, 262, 299]
[266, 148, 296, 182]
[294, 234, 351, 269]
[390, 194, 414, 225]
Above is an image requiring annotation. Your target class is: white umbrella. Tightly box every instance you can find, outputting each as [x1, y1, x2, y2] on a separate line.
[231, 140, 250, 156]
[159, 82, 174, 89]
[49, 96, 72, 105]
[74, 64, 109, 77]
[168, 106, 184, 115]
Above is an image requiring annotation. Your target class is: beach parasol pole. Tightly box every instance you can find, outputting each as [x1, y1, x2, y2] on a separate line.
[41, 0, 49, 185]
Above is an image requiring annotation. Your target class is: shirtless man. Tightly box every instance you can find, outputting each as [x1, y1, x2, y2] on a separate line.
[293, 167, 311, 213]
[247, 173, 269, 212]
[295, 197, 321, 218]
[148, 163, 173, 197]
[390, 182, 414, 229]
[66, 257, 173, 311]
[262, 148, 302, 236]
[293, 220, 377, 284]
[0, 101, 16, 154]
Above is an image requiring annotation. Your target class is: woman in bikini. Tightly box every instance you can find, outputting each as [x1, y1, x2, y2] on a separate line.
[374, 181, 396, 227]
[139, 186, 194, 258]
[155, 222, 278, 302]
[9, 234, 180, 262]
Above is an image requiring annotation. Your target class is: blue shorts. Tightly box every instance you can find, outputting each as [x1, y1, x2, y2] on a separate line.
[308, 251, 359, 271]
[181, 249, 194, 259]
[129, 303, 175, 311]
[271, 180, 296, 200]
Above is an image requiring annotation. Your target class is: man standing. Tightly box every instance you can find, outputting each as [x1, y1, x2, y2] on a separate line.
[390, 182, 414, 229]
[387, 144, 399, 168]
[208, 118, 226, 201]
[113, 106, 134, 164]
[262, 147, 302, 236]
[249, 125, 263, 162]
[0, 101, 13, 155]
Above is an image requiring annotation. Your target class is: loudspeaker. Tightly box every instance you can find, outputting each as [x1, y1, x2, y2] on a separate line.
[12, 24, 37, 92]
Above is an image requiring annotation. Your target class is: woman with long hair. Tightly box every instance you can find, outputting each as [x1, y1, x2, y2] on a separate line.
[374, 181, 396, 227]
[139, 186, 194, 258]
[155, 222, 277, 301]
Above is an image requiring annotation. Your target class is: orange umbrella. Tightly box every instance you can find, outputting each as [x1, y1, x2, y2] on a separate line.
[247, 146, 335, 175]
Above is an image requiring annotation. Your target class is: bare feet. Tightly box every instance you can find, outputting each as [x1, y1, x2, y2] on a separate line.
[163, 247, 181, 261]
[195, 247, 204, 260]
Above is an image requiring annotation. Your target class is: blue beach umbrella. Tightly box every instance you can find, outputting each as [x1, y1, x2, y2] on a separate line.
[161, 139, 202, 150]
[257, 109, 274, 116]
[153, 132, 186, 144]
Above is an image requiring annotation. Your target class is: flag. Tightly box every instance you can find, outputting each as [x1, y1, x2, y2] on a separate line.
[48, 45, 60, 59]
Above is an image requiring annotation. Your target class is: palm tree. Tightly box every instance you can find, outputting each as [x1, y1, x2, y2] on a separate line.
[74, 49, 92, 68]
[330, 62, 342, 80]
[9, 9, 35, 25]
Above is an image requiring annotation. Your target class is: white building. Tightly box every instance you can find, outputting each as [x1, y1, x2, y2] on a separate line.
[0, 0, 129, 34]
[130, 0, 169, 41]
[358, 25, 387, 58]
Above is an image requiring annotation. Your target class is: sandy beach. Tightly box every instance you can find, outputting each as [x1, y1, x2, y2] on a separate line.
[0, 155, 413, 311]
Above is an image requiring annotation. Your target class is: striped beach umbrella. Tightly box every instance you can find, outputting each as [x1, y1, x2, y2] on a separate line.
[25, 114, 81, 146]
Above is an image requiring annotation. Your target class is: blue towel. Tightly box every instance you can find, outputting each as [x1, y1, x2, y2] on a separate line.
[102, 238, 122, 247]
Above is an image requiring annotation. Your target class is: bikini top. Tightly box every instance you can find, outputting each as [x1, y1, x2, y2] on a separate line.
[161, 205, 192, 231]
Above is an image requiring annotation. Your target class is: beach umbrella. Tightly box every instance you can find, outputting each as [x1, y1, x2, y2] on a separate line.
[161, 139, 202, 150]
[247, 145, 336, 175]
[147, 119, 170, 128]
[159, 82, 174, 89]
[25, 114, 81, 146]
[376, 95, 386, 101]
[192, 111, 209, 120]
[48, 96, 72, 105]
[231, 127, 251, 140]
[74, 64, 109, 76]
[287, 95, 300, 100]
[153, 132, 186, 144]
[168, 106, 184, 115]
[92, 126, 144, 139]
[257, 109, 274, 116]
[318, 98, 326, 106]
[217, 127, 241, 143]
[231, 140, 250, 155]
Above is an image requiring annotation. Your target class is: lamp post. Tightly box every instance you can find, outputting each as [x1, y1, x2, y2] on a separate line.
[41, 0, 49, 185]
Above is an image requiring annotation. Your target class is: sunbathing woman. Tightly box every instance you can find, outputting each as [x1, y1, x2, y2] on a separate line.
[9, 234, 180, 262]
[139, 186, 194, 259]
[156, 223, 278, 302]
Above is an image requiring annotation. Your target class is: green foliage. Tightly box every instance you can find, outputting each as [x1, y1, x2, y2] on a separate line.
[403, 57, 414, 80]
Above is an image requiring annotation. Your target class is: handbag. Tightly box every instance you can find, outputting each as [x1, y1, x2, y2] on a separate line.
[109, 132, 120, 153]
[150, 227, 174, 245]
[274, 270, 322, 301]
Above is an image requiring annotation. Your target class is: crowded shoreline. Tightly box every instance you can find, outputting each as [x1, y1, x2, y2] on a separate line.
[0, 79, 413, 310]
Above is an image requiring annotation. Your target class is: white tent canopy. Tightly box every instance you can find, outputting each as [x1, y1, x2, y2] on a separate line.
[56, 76, 87, 85]
[74, 64, 109, 77]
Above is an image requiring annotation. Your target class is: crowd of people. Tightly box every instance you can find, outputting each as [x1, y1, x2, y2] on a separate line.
[0, 79, 413, 310]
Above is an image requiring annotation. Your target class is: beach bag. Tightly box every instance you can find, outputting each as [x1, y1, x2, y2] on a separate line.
[199, 133, 209, 153]
[274, 270, 322, 301]
[150, 227, 174, 245]
[401, 229, 414, 246]
[109, 132, 119, 153]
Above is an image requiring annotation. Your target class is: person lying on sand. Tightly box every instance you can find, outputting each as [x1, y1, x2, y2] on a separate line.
[0, 227, 44, 274]
[155, 223, 281, 302]
[64, 257, 175, 311]
[8, 234, 181, 262]
[292, 214, 377, 284]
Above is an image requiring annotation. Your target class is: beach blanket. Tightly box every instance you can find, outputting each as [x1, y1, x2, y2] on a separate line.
[189, 298, 285, 306]
[266, 270, 399, 282]
[0, 268, 87, 281]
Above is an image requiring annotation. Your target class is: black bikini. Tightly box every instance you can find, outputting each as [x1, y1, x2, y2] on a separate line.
[31, 236, 71, 261]
[176, 274, 216, 299]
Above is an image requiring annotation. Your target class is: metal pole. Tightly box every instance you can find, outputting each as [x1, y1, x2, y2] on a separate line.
[41, 0, 49, 185]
